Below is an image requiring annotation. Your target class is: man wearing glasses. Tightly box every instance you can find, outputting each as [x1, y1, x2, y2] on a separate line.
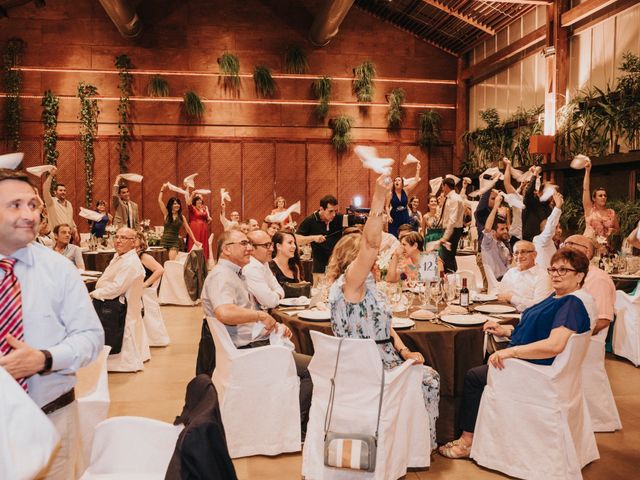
[561, 235, 615, 335]
[496, 240, 553, 312]
[202, 229, 313, 436]
[243, 229, 284, 309]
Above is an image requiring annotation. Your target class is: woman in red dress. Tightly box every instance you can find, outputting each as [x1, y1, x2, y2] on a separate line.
[185, 190, 211, 260]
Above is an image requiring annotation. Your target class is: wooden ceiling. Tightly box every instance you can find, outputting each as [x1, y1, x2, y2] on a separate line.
[355, 0, 543, 55]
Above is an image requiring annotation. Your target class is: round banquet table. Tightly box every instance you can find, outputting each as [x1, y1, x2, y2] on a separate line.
[82, 248, 169, 272]
[272, 301, 517, 444]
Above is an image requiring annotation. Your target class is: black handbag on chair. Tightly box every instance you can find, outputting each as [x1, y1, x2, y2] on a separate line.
[92, 297, 127, 354]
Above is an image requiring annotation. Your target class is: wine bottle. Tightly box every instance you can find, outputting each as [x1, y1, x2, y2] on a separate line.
[460, 277, 470, 308]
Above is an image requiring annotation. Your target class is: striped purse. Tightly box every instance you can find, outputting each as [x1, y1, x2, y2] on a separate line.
[323, 338, 385, 472]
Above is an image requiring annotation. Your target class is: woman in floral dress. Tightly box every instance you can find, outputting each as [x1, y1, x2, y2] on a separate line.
[326, 173, 440, 450]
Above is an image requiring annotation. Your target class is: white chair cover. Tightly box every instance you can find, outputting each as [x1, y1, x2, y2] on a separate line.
[613, 289, 640, 366]
[583, 327, 622, 431]
[207, 317, 301, 458]
[471, 332, 599, 480]
[483, 261, 500, 295]
[0, 366, 59, 480]
[302, 331, 430, 480]
[107, 275, 151, 372]
[142, 279, 170, 346]
[208, 233, 216, 270]
[80, 416, 183, 479]
[455, 255, 483, 291]
[158, 252, 198, 306]
[447, 269, 477, 292]
[76, 346, 112, 475]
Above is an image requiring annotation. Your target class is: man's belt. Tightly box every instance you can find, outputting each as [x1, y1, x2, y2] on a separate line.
[41, 388, 75, 415]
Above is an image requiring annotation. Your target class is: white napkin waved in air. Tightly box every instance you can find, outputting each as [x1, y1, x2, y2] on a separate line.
[499, 192, 525, 210]
[570, 154, 590, 170]
[220, 188, 231, 203]
[446, 174, 460, 184]
[354, 146, 394, 175]
[167, 182, 188, 195]
[403, 153, 420, 165]
[193, 189, 211, 195]
[265, 200, 301, 224]
[119, 173, 143, 183]
[183, 173, 198, 188]
[425, 240, 450, 252]
[0, 152, 24, 170]
[539, 183, 558, 202]
[429, 177, 443, 195]
[79, 207, 105, 222]
[26, 164, 56, 177]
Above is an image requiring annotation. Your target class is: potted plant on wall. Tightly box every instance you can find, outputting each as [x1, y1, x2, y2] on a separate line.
[182, 90, 206, 120]
[77, 82, 100, 208]
[253, 65, 276, 98]
[313, 76, 332, 120]
[329, 115, 353, 153]
[352, 60, 376, 102]
[387, 88, 405, 130]
[115, 54, 133, 173]
[41, 89, 59, 167]
[417, 110, 441, 149]
[147, 74, 170, 97]
[284, 45, 308, 74]
[218, 52, 241, 93]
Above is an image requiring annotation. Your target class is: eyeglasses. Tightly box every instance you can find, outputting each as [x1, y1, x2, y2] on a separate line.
[114, 235, 135, 241]
[251, 242, 273, 249]
[561, 241, 588, 251]
[225, 240, 251, 247]
[513, 250, 535, 256]
[547, 267, 577, 276]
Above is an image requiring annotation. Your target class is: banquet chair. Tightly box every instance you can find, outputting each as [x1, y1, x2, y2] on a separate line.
[455, 254, 483, 291]
[483, 262, 500, 295]
[0, 366, 59, 480]
[447, 269, 477, 292]
[613, 289, 640, 366]
[142, 278, 171, 346]
[80, 416, 183, 480]
[107, 275, 151, 372]
[471, 332, 599, 480]
[207, 233, 216, 270]
[302, 331, 430, 480]
[582, 326, 622, 432]
[159, 252, 198, 306]
[207, 317, 301, 458]
[76, 346, 112, 475]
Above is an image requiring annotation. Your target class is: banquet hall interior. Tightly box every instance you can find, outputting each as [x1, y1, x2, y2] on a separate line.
[1, 0, 640, 479]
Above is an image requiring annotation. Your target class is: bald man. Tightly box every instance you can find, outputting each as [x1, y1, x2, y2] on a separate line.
[562, 234, 616, 335]
[496, 240, 553, 312]
[243, 229, 284, 309]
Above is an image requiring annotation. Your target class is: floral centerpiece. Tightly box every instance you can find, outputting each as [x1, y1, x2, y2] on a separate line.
[146, 230, 161, 247]
[376, 248, 394, 281]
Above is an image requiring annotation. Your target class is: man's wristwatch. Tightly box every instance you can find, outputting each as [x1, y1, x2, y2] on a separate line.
[39, 350, 53, 374]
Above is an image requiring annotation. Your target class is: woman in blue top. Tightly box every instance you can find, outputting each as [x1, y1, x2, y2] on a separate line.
[90, 200, 111, 238]
[386, 164, 421, 237]
[440, 248, 593, 459]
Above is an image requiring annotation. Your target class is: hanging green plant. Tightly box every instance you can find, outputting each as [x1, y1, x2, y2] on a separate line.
[284, 45, 308, 74]
[41, 90, 59, 166]
[147, 74, 170, 97]
[77, 82, 100, 208]
[329, 115, 353, 153]
[115, 54, 133, 173]
[352, 60, 376, 102]
[218, 52, 241, 92]
[312, 76, 332, 120]
[387, 88, 406, 130]
[417, 110, 441, 149]
[182, 90, 205, 120]
[2, 38, 25, 152]
[253, 65, 276, 98]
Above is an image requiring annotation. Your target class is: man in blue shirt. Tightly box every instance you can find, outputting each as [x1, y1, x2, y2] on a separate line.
[0, 168, 104, 479]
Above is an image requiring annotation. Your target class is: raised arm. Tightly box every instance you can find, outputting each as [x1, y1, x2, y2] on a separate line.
[343, 174, 391, 302]
[183, 185, 193, 205]
[484, 193, 502, 234]
[158, 184, 168, 218]
[503, 159, 517, 195]
[582, 160, 593, 215]
[537, 192, 563, 245]
[403, 163, 422, 195]
[112, 175, 122, 209]
[42, 168, 56, 207]
[140, 253, 164, 288]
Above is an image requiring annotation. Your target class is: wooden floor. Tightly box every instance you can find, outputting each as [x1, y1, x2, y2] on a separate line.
[109, 305, 640, 479]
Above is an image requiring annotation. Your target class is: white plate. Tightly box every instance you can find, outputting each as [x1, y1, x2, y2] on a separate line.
[148, 246, 164, 250]
[611, 274, 640, 279]
[472, 293, 497, 302]
[449, 298, 474, 306]
[298, 310, 331, 321]
[440, 314, 487, 326]
[79, 269, 102, 276]
[474, 304, 517, 314]
[392, 317, 415, 329]
[279, 296, 310, 307]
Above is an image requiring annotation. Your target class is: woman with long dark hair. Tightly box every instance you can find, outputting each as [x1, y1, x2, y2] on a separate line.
[386, 166, 421, 237]
[90, 199, 112, 238]
[184, 187, 211, 261]
[158, 184, 200, 260]
[269, 229, 302, 285]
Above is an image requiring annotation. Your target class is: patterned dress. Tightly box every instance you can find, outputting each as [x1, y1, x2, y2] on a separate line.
[329, 272, 440, 449]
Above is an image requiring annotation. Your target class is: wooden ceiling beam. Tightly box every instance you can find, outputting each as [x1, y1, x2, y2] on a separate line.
[477, 0, 551, 5]
[561, 0, 617, 27]
[422, 0, 496, 34]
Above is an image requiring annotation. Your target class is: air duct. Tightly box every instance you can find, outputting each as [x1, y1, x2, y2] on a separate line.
[97, 0, 142, 39]
[309, 0, 355, 47]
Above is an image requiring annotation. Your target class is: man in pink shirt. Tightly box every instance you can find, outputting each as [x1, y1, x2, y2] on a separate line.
[563, 234, 615, 335]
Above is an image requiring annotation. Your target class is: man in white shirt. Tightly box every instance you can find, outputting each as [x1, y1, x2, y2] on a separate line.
[35, 214, 54, 248]
[243, 230, 284, 309]
[42, 167, 78, 244]
[52, 224, 85, 269]
[497, 240, 553, 311]
[437, 177, 465, 272]
[201, 229, 312, 435]
[481, 193, 513, 282]
[0, 168, 104, 480]
[220, 201, 240, 231]
[533, 190, 564, 269]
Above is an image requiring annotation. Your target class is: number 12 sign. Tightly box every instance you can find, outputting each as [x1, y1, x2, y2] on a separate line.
[418, 253, 438, 282]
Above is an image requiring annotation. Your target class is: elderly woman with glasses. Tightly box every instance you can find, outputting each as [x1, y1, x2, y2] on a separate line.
[439, 247, 596, 459]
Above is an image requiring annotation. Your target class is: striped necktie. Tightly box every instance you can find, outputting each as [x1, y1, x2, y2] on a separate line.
[0, 258, 28, 391]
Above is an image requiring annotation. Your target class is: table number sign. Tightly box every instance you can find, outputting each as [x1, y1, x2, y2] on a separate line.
[418, 253, 439, 282]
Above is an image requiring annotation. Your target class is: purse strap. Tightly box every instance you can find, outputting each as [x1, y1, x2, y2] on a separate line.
[324, 338, 385, 440]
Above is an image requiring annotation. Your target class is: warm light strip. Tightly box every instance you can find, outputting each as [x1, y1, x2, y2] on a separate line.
[0, 93, 455, 109]
[11, 66, 457, 85]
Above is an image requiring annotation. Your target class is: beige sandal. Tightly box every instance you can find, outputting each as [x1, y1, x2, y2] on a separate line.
[438, 440, 471, 459]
